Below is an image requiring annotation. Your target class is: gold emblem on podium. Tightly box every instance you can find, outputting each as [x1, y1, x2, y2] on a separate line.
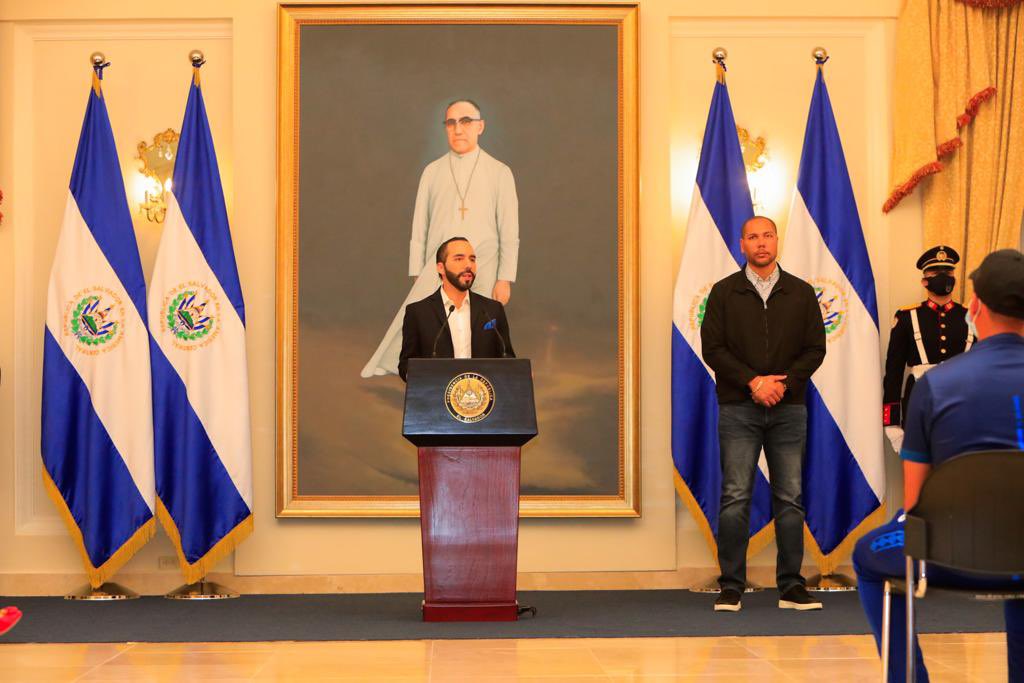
[445, 373, 495, 423]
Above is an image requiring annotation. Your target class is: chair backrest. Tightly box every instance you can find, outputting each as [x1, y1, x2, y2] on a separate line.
[904, 450, 1024, 575]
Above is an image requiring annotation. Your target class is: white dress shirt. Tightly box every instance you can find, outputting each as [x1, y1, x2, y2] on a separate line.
[440, 286, 472, 359]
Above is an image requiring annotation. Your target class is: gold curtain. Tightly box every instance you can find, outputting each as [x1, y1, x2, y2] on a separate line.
[886, 0, 1024, 292]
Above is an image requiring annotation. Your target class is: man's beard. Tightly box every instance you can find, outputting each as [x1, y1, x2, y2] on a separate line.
[445, 266, 475, 291]
[748, 251, 776, 267]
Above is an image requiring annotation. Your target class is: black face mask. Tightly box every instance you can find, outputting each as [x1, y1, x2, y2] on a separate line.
[925, 272, 955, 296]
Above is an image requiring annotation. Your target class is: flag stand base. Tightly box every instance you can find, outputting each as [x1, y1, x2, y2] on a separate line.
[689, 579, 766, 594]
[65, 582, 140, 601]
[806, 572, 858, 592]
[165, 579, 239, 600]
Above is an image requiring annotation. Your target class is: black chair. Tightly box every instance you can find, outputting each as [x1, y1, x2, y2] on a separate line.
[880, 449, 1024, 683]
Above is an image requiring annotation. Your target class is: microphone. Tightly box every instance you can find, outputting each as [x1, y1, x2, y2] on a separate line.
[431, 304, 456, 358]
[483, 317, 509, 358]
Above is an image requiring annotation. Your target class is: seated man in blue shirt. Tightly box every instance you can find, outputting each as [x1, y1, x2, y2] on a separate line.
[853, 248, 1024, 682]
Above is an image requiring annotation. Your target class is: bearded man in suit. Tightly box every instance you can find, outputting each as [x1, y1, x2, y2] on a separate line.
[398, 236, 514, 382]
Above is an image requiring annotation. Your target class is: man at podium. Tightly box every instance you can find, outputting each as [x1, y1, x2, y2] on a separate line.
[398, 236, 514, 381]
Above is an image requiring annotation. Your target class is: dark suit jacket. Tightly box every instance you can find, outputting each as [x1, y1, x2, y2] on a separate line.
[398, 289, 515, 381]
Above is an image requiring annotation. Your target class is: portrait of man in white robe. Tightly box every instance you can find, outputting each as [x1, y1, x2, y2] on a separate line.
[361, 99, 520, 378]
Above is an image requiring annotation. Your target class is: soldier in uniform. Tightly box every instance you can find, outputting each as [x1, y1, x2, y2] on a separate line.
[881, 246, 975, 452]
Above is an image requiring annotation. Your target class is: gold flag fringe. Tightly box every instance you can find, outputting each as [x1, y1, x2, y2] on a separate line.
[156, 497, 253, 585]
[672, 470, 777, 563]
[673, 470, 717, 556]
[42, 467, 156, 588]
[91, 71, 103, 98]
[803, 503, 889, 575]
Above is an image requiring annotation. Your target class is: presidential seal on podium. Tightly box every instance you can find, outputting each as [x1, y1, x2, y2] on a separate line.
[445, 373, 495, 423]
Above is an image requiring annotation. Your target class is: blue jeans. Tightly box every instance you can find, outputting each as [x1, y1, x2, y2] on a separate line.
[853, 512, 1024, 683]
[717, 402, 807, 593]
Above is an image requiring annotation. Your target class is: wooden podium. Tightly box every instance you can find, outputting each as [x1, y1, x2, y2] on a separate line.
[403, 358, 537, 622]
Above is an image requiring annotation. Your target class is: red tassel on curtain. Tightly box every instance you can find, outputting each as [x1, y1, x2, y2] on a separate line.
[956, 0, 1022, 7]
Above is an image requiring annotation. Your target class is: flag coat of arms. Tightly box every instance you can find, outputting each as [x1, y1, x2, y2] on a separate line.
[41, 66, 156, 587]
[149, 64, 253, 583]
[671, 65, 775, 558]
[783, 64, 886, 572]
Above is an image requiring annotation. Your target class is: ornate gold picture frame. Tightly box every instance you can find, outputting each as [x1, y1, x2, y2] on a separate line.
[277, 3, 639, 517]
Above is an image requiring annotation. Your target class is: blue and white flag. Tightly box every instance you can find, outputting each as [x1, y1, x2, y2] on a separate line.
[672, 66, 774, 557]
[41, 65, 155, 587]
[783, 64, 885, 572]
[149, 64, 252, 583]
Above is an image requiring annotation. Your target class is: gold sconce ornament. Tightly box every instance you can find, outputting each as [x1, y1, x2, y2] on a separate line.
[736, 126, 767, 173]
[136, 128, 179, 223]
[736, 126, 774, 213]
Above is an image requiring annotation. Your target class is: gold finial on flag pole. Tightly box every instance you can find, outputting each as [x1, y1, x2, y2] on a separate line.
[712, 47, 728, 83]
[812, 46, 829, 71]
[90, 52, 108, 97]
[189, 49, 206, 87]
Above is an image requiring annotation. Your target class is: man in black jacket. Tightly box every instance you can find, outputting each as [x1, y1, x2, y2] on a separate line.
[398, 236, 514, 382]
[700, 216, 826, 613]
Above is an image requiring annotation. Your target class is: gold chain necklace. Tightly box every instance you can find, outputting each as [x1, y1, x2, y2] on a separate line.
[448, 149, 481, 221]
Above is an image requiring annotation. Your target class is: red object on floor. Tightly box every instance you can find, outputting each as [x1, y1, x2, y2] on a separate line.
[0, 606, 22, 636]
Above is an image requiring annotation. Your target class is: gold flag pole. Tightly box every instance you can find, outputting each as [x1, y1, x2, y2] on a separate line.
[688, 46, 768, 595]
[800, 45, 857, 593]
[156, 50, 241, 602]
[65, 51, 143, 603]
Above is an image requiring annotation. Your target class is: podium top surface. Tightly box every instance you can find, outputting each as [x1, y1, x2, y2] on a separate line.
[402, 358, 538, 447]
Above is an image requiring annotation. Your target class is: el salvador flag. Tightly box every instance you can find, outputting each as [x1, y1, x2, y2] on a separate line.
[672, 65, 775, 560]
[149, 63, 253, 583]
[783, 64, 885, 572]
[41, 64, 156, 587]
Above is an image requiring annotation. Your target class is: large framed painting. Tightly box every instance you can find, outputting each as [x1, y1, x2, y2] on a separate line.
[276, 4, 639, 517]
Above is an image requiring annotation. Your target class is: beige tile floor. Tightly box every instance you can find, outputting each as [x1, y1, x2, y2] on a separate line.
[0, 632, 1005, 682]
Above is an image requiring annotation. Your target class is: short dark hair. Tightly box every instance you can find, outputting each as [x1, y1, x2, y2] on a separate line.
[741, 215, 778, 237]
[436, 236, 471, 264]
[445, 99, 482, 118]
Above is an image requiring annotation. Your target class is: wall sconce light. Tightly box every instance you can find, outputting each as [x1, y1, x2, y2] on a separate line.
[136, 128, 179, 223]
[736, 125, 787, 218]
[737, 126, 767, 212]
[737, 126, 767, 173]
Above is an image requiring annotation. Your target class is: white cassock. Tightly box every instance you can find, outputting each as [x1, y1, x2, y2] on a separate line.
[361, 147, 520, 377]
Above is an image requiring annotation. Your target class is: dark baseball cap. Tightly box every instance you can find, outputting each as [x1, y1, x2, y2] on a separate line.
[969, 249, 1024, 319]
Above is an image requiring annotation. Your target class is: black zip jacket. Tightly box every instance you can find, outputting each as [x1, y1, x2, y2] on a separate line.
[700, 267, 826, 405]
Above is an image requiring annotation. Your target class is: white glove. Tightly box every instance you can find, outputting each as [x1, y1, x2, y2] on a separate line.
[884, 426, 904, 453]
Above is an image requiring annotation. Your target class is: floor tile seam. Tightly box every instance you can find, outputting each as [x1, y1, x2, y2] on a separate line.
[757, 654, 823, 682]
[756, 654, 883, 661]
[247, 645, 281, 681]
[70, 642, 138, 682]
[728, 632, 783, 664]
[587, 640, 662, 680]
[765, 655, 884, 679]
[420, 676, 614, 681]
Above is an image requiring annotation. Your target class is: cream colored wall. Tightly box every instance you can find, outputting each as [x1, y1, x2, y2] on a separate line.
[0, 0, 922, 592]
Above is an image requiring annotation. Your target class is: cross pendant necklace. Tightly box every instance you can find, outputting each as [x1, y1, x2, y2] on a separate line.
[449, 149, 481, 222]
